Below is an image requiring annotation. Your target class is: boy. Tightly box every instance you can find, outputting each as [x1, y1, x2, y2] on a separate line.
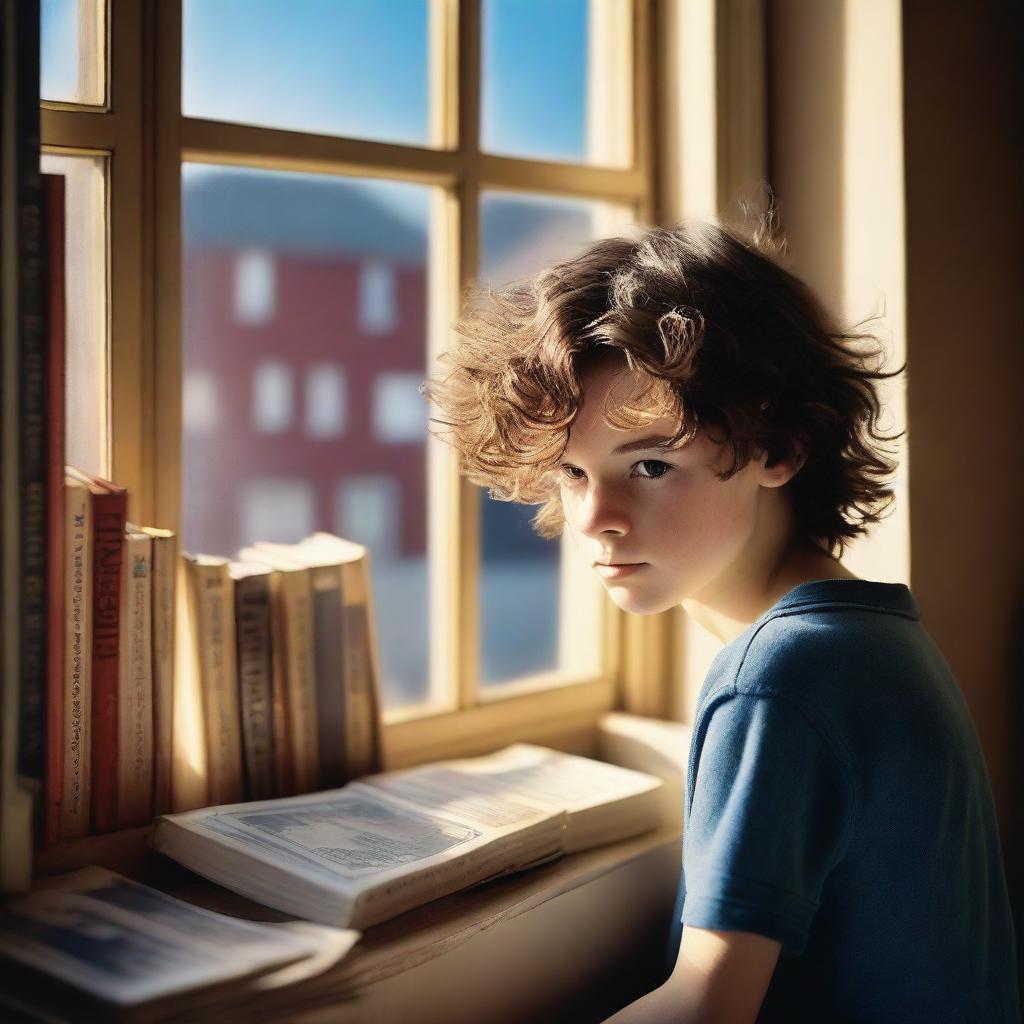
[420, 219, 1019, 1022]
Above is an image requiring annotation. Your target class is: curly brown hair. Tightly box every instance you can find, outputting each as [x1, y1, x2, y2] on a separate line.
[419, 216, 905, 557]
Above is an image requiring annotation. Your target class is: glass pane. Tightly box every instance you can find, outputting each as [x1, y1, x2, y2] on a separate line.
[478, 192, 617, 687]
[482, 0, 631, 166]
[40, 151, 108, 477]
[181, 164, 432, 711]
[182, 0, 430, 147]
[41, 0, 105, 105]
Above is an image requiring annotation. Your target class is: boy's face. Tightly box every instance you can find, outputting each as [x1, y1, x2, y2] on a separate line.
[558, 353, 787, 616]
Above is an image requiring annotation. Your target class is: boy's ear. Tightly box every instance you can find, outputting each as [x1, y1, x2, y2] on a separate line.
[758, 442, 807, 489]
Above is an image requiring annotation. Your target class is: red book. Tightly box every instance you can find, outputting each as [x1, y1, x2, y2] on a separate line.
[67, 469, 128, 833]
[43, 173, 66, 847]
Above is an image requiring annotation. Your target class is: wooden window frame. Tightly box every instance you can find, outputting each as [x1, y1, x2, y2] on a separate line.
[41, 0, 663, 773]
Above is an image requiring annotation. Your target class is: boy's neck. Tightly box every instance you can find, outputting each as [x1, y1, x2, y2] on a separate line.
[680, 491, 859, 644]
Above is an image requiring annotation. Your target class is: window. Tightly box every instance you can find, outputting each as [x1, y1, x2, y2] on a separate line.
[41, 0, 657, 765]
[373, 372, 428, 443]
[38, 151, 108, 476]
[359, 261, 398, 335]
[233, 249, 276, 326]
[239, 478, 316, 546]
[304, 364, 347, 439]
[251, 361, 294, 434]
[335, 475, 401, 558]
[183, 370, 218, 433]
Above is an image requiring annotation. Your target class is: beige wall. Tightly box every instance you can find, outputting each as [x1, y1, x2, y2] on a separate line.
[763, 0, 1023, 849]
[659, 0, 1023, 861]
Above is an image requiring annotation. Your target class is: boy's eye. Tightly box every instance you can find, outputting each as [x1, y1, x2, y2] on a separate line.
[634, 459, 671, 480]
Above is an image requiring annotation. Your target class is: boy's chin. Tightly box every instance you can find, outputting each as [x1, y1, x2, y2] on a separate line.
[605, 586, 678, 616]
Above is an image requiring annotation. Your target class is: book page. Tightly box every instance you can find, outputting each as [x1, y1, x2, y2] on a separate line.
[490, 744, 663, 810]
[351, 774, 556, 831]
[0, 868, 357, 1006]
[165, 785, 555, 888]
[363, 744, 662, 817]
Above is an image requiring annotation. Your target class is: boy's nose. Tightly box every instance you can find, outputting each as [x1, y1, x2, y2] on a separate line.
[573, 483, 631, 540]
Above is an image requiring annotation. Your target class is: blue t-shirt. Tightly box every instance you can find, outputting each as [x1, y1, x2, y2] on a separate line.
[666, 579, 1019, 1022]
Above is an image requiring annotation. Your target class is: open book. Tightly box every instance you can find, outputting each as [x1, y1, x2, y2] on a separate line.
[151, 744, 665, 930]
[0, 867, 358, 1023]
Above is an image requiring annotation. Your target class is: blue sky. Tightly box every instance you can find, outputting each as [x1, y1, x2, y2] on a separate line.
[43, 0, 588, 160]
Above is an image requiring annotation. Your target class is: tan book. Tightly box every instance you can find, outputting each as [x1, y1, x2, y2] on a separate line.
[171, 555, 207, 813]
[151, 744, 665, 931]
[116, 527, 154, 828]
[238, 546, 319, 796]
[249, 541, 347, 790]
[63, 467, 126, 836]
[181, 555, 244, 807]
[60, 473, 93, 839]
[302, 533, 384, 781]
[142, 527, 178, 817]
[230, 561, 276, 801]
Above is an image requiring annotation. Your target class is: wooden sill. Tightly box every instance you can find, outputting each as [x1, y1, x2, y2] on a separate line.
[33, 823, 681, 1021]
[29, 714, 688, 1019]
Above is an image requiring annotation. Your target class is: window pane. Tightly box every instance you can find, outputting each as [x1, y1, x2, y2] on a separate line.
[40, 151, 108, 476]
[182, 0, 430, 147]
[478, 192, 618, 688]
[482, 0, 631, 166]
[182, 164, 432, 710]
[41, 0, 105, 105]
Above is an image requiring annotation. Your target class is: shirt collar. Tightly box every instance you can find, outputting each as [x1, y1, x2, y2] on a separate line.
[764, 578, 920, 621]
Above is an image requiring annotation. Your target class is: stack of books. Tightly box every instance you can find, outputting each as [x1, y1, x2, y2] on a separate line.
[174, 533, 384, 813]
[150, 742, 666, 930]
[49, 467, 385, 843]
[49, 468, 178, 842]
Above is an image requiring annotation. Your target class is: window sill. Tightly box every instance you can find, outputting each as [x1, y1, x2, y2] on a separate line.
[33, 822, 681, 1023]
[30, 714, 691, 1021]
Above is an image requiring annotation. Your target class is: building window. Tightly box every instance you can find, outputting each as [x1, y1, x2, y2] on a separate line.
[252, 360, 293, 433]
[240, 477, 316, 546]
[358, 260, 397, 335]
[334, 475, 401, 560]
[234, 248, 276, 326]
[373, 372, 427, 443]
[183, 370, 218, 433]
[304, 364, 347, 439]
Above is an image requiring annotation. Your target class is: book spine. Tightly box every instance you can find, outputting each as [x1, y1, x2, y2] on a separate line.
[360, 552, 385, 774]
[340, 560, 383, 780]
[173, 559, 208, 812]
[116, 533, 153, 827]
[265, 571, 295, 797]
[235, 574, 275, 801]
[60, 481, 92, 839]
[281, 571, 319, 794]
[195, 563, 243, 805]
[310, 566, 345, 790]
[16, 0, 46, 790]
[43, 173, 66, 847]
[149, 533, 177, 816]
[89, 493, 126, 833]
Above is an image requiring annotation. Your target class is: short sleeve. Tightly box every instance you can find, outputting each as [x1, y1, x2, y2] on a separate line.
[681, 692, 856, 955]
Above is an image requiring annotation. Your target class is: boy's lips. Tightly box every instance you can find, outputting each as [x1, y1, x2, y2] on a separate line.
[593, 561, 647, 579]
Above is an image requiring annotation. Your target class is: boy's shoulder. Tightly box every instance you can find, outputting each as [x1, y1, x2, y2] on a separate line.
[700, 579, 923, 709]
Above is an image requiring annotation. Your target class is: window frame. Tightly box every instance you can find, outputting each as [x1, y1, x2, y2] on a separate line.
[42, 0, 665, 771]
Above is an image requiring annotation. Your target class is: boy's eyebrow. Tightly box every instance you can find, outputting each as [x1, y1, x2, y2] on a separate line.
[612, 434, 681, 454]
